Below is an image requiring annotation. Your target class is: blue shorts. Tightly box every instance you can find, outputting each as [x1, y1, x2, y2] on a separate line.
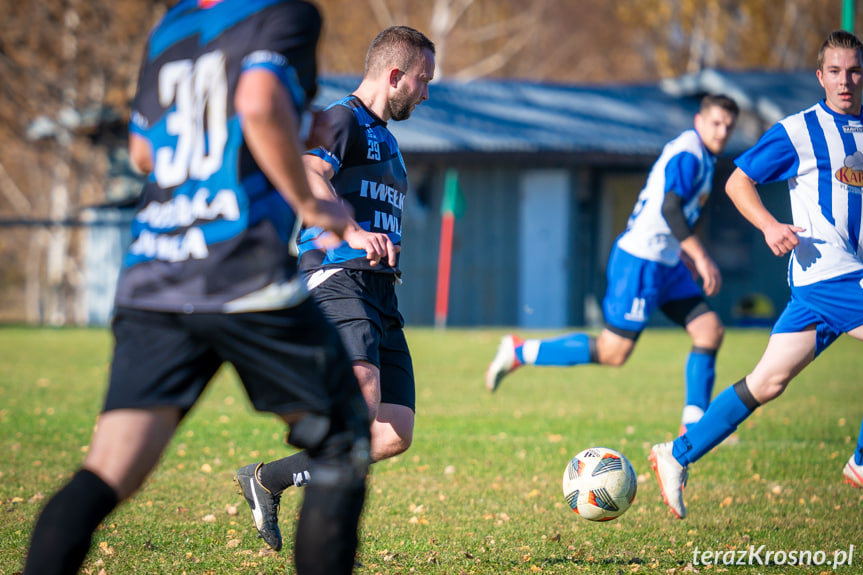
[603, 245, 706, 336]
[772, 269, 863, 356]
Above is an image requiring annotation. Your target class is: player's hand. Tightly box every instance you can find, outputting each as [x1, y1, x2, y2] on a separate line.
[344, 228, 400, 267]
[762, 221, 804, 256]
[679, 251, 698, 281]
[694, 255, 722, 297]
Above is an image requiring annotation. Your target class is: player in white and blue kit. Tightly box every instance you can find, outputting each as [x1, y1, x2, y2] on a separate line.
[487, 94, 739, 435]
[651, 30, 863, 519]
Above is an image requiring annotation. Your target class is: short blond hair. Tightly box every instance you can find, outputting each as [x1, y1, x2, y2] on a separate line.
[817, 30, 863, 71]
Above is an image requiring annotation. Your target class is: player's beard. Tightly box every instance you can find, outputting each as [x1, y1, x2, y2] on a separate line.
[388, 85, 415, 121]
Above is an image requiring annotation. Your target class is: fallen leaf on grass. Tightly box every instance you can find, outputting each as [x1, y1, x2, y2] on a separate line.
[226, 539, 241, 548]
[201, 514, 216, 523]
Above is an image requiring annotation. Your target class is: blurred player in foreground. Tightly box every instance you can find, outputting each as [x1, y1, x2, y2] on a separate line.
[486, 94, 739, 435]
[22, 2, 370, 573]
[235, 26, 435, 551]
[651, 29, 863, 519]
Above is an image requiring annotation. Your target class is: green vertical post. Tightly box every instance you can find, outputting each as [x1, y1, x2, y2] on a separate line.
[843, 0, 855, 33]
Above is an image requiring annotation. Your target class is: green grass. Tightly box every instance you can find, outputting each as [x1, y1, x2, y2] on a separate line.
[1, 326, 861, 573]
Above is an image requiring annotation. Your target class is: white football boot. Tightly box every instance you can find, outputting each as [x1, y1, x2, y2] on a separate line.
[843, 455, 863, 488]
[485, 334, 524, 392]
[649, 442, 689, 519]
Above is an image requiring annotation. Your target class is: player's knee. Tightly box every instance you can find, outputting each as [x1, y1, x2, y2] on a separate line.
[689, 312, 724, 348]
[595, 331, 635, 366]
[747, 374, 791, 404]
[598, 348, 630, 367]
[709, 323, 725, 347]
[371, 430, 412, 462]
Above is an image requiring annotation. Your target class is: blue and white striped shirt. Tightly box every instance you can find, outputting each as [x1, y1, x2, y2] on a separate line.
[735, 99, 863, 287]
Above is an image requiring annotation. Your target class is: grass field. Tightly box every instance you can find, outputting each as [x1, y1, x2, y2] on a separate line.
[1, 326, 861, 574]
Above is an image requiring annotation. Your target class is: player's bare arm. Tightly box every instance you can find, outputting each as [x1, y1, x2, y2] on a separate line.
[679, 235, 721, 297]
[303, 153, 399, 267]
[725, 168, 804, 256]
[236, 69, 350, 239]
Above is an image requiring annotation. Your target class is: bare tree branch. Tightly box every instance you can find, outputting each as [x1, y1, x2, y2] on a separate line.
[367, 0, 394, 29]
[0, 160, 33, 214]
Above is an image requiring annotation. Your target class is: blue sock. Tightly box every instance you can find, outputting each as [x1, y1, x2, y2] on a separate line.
[683, 347, 717, 422]
[855, 420, 863, 466]
[524, 332, 595, 366]
[672, 379, 758, 466]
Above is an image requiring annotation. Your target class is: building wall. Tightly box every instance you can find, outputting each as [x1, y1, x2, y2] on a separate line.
[397, 158, 791, 330]
[76, 160, 791, 330]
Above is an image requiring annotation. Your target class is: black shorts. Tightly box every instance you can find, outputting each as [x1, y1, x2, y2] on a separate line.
[309, 269, 415, 411]
[105, 301, 359, 419]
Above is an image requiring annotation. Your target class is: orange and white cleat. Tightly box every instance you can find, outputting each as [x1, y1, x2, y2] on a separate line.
[649, 442, 688, 519]
[485, 334, 524, 393]
[843, 455, 863, 488]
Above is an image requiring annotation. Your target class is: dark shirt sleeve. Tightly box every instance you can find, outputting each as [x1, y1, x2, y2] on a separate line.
[661, 191, 692, 241]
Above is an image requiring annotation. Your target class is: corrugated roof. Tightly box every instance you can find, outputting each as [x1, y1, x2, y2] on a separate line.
[315, 69, 824, 158]
[661, 68, 824, 125]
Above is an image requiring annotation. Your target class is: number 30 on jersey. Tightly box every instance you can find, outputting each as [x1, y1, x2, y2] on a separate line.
[154, 51, 228, 189]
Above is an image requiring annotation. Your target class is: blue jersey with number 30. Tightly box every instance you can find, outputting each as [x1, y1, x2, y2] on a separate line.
[117, 0, 320, 313]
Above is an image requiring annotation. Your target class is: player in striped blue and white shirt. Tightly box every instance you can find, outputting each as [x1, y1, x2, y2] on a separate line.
[486, 94, 739, 436]
[651, 30, 863, 520]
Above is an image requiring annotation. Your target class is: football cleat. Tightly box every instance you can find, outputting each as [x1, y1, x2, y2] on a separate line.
[843, 455, 863, 488]
[293, 470, 310, 487]
[235, 462, 282, 551]
[485, 334, 524, 392]
[649, 442, 688, 519]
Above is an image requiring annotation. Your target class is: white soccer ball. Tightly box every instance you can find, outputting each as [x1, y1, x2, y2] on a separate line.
[562, 446, 637, 521]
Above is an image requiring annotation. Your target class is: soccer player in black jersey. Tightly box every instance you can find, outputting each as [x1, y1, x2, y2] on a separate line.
[235, 26, 435, 551]
[23, 2, 369, 574]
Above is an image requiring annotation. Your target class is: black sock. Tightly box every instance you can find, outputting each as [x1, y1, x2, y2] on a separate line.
[23, 469, 118, 575]
[294, 471, 366, 575]
[259, 451, 314, 494]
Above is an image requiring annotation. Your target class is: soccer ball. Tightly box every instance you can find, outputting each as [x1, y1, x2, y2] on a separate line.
[562, 447, 637, 521]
